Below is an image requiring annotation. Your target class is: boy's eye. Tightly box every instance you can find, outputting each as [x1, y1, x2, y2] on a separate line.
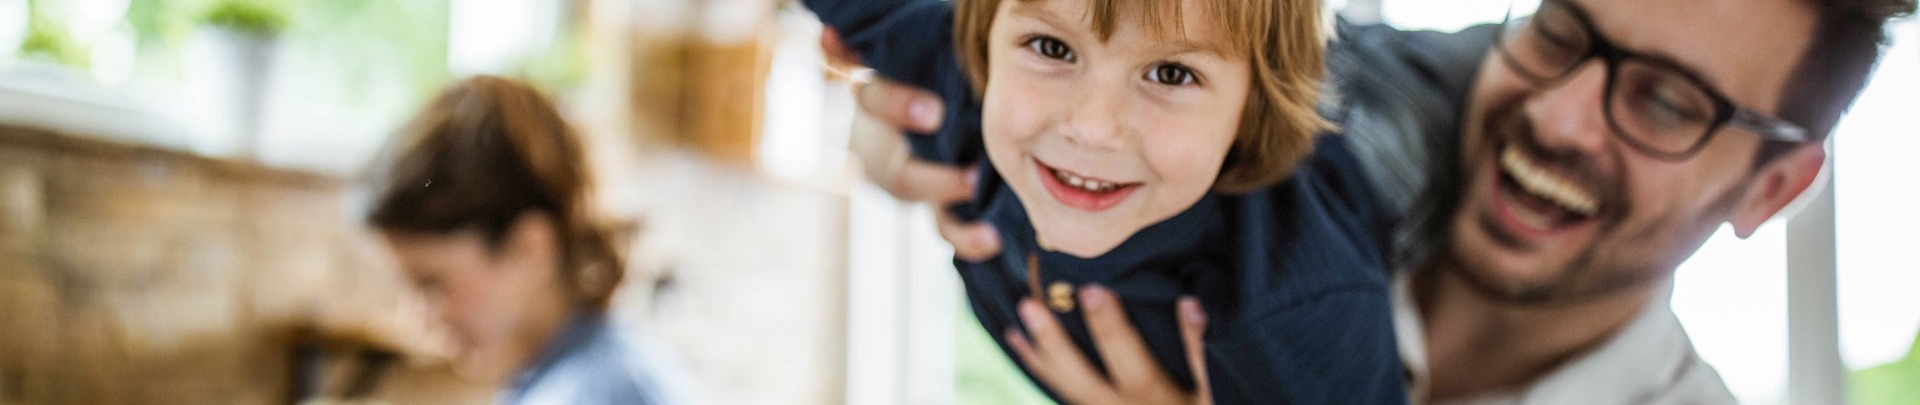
[1025, 36, 1075, 62]
[1147, 64, 1198, 86]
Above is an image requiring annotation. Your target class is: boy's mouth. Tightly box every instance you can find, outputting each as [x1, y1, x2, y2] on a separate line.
[1035, 158, 1141, 212]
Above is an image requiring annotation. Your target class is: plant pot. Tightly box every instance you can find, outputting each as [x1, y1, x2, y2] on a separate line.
[184, 27, 279, 159]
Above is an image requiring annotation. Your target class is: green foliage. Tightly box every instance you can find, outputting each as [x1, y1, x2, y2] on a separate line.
[957, 306, 1053, 405]
[1850, 329, 1920, 405]
[200, 0, 289, 38]
[514, 29, 589, 92]
[25, 0, 549, 113]
[280, 0, 449, 104]
[19, 15, 88, 68]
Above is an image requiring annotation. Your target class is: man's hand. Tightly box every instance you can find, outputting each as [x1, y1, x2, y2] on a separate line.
[1006, 286, 1214, 405]
[824, 28, 1003, 261]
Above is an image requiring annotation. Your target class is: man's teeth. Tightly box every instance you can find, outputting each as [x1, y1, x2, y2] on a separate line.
[1052, 168, 1122, 193]
[1500, 146, 1600, 216]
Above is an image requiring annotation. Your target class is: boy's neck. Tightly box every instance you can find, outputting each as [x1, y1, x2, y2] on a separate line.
[1016, 192, 1225, 264]
[1411, 264, 1654, 401]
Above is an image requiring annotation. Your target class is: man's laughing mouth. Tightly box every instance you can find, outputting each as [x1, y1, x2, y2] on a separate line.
[1490, 143, 1608, 237]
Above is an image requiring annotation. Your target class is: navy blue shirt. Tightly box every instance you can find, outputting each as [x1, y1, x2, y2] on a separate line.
[805, 1, 1406, 404]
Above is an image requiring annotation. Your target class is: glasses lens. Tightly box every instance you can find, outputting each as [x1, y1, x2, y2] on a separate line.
[1502, 1, 1589, 79]
[1608, 60, 1720, 154]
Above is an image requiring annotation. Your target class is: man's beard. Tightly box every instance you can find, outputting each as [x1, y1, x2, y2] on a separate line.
[1438, 102, 1745, 307]
[1441, 245, 1659, 307]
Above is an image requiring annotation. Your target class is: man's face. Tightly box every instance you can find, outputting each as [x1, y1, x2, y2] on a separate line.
[1448, 0, 1818, 303]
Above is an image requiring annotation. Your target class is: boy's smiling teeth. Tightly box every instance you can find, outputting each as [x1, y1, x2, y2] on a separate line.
[1500, 145, 1600, 217]
[1047, 165, 1128, 193]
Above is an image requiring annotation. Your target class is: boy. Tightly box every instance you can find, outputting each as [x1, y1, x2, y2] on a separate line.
[806, 0, 1403, 403]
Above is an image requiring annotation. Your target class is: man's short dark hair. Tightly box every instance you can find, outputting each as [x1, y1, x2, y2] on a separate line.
[1761, 0, 1916, 164]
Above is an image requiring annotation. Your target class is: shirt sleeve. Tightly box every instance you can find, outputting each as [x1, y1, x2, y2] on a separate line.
[1325, 19, 1496, 266]
[801, 0, 985, 167]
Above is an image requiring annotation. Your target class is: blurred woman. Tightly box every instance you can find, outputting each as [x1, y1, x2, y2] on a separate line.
[363, 76, 679, 404]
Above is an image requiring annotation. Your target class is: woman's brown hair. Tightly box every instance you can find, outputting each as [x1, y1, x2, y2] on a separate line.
[365, 76, 624, 310]
[955, 0, 1332, 193]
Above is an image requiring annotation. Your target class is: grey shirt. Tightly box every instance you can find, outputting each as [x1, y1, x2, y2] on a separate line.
[1325, 19, 1495, 268]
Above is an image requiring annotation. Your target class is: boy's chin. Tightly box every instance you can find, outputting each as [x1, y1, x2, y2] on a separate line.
[1034, 223, 1133, 259]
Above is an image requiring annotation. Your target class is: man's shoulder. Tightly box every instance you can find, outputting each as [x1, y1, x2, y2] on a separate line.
[1645, 304, 1739, 404]
[1324, 20, 1499, 267]
[1649, 355, 1740, 404]
[1505, 302, 1739, 405]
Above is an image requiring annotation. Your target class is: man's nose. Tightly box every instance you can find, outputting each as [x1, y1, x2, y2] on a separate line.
[1059, 79, 1128, 150]
[1523, 61, 1614, 155]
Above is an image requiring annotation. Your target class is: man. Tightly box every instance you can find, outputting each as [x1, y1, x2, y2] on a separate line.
[833, 0, 1915, 403]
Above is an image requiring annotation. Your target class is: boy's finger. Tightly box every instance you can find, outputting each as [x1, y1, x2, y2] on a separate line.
[1076, 285, 1164, 389]
[855, 79, 945, 134]
[1018, 299, 1113, 401]
[1178, 297, 1214, 405]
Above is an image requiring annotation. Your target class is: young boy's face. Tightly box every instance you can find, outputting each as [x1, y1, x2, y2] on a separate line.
[980, 0, 1250, 258]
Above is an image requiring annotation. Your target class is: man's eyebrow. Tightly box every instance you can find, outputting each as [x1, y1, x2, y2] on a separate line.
[1564, 0, 1738, 95]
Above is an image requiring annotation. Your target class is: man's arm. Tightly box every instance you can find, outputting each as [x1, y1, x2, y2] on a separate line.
[1326, 19, 1496, 265]
[803, 0, 984, 166]
[819, 20, 1005, 260]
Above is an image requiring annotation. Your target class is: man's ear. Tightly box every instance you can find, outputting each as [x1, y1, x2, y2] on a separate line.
[1731, 145, 1827, 239]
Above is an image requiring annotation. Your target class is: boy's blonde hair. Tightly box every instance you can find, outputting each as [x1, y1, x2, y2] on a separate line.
[955, 0, 1331, 193]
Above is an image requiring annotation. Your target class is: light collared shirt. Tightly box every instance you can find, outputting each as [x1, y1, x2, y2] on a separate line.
[1392, 274, 1739, 405]
[500, 312, 687, 405]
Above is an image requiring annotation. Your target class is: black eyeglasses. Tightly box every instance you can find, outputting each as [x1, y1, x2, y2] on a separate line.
[1495, 0, 1812, 160]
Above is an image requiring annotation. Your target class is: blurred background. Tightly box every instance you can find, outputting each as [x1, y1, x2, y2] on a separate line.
[0, 0, 1911, 404]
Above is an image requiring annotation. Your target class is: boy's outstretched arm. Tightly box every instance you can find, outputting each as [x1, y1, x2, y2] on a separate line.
[801, 0, 985, 171]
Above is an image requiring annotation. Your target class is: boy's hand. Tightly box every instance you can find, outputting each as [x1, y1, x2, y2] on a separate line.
[1007, 286, 1214, 405]
[823, 28, 1003, 261]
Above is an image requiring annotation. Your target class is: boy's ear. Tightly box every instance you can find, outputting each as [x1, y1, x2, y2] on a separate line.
[1731, 144, 1826, 239]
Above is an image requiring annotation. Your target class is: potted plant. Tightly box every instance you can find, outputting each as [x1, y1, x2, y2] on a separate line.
[186, 0, 287, 158]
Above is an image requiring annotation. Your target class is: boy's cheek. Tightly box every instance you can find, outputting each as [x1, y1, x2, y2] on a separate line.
[981, 78, 1056, 147]
[1139, 116, 1235, 185]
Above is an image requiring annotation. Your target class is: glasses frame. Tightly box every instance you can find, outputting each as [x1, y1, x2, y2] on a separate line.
[1494, 0, 1812, 160]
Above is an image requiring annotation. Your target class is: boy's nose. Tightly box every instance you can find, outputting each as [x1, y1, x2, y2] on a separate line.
[1059, 81, 1128, 150]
